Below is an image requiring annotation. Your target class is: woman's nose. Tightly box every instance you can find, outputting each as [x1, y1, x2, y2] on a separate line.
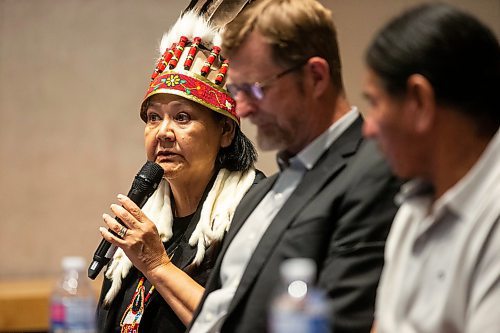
[156, 119, 175, 142]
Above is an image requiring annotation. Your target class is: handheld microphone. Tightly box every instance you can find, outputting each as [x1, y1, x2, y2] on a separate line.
[88, 161, 164, 279]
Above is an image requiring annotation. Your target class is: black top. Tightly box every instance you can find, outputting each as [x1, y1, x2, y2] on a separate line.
[96, 170, 265, 333]
[109, 214, 193, 332]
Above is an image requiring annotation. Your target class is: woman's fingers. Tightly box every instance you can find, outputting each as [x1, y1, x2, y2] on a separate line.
[100, 195, 169, 275]
[100, 214, 127, 246]
[110, 203, 140, 230]
[117, 194, 146, 222]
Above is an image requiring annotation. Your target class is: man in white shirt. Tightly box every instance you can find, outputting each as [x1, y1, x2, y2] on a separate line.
[188, 0, 400, 332]
[362, 3, 500, 332]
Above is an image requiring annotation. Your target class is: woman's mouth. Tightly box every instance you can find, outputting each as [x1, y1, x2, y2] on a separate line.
[156, 151, 180, 161]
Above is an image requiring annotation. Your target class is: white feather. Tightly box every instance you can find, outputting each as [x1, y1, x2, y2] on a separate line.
[213, 29, 223, 47]
[159, 10, 220, 57]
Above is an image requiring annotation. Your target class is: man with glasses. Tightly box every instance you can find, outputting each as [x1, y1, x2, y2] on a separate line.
[189, 0, 400, 332]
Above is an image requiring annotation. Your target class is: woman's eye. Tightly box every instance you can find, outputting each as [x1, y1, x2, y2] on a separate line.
[147, 113, 161, 123]
[175, 112, 191, 123]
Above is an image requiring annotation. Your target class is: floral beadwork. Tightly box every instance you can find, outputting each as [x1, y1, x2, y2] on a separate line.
[165, 74, 185, 87]
[144, 70, 238, 123]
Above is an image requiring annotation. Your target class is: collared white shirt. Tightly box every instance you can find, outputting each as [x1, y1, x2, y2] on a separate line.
[190, 107, 359, 333]
[376, 129, 500, 333]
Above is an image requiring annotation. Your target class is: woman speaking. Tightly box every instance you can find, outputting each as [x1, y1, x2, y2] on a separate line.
[96, 9, 262, 333]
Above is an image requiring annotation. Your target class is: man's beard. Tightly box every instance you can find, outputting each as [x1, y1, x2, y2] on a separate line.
[256, 125, 293, 152]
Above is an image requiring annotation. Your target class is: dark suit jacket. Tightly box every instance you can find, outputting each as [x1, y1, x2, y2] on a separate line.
[189, 116, 401, 333]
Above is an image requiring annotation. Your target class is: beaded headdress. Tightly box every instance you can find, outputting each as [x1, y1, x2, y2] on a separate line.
[140, 9, 241, 124]
[104, 1, 255, 306]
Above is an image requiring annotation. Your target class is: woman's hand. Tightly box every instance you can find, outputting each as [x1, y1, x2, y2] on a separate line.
[100, 194, 170, 276]
[100, 194, 205, 325]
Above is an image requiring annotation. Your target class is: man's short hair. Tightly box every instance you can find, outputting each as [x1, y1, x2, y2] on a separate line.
[223, 0, 344, 91]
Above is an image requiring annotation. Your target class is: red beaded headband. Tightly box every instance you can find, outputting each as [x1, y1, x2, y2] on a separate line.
[140, 12, 238, 125]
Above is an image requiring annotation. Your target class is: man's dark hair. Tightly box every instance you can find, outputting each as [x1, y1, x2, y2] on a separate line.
[366, 3, 500, 135]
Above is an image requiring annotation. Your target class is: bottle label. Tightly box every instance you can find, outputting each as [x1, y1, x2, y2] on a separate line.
[270, 310, 309, 333]
[50, 302, 66, 322]
[270, 310, 329, 333]
[64, 298, 96, 329]
[269, 291, 330, 333]
[50, 297, 96, 333]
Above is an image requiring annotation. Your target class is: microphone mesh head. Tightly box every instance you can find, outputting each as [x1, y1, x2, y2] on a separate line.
[129, 161, 164, 205]
[139, 161, 165, 185]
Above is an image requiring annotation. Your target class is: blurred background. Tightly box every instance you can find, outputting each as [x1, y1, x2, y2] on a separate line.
[0, 0, 498, 329]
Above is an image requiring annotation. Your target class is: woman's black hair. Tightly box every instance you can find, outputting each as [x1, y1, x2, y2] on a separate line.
[366, 3, 500, 135]
[213, 112, 257, 172]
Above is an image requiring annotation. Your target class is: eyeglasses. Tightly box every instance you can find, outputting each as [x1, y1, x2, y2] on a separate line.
[226, 61, 307, 101]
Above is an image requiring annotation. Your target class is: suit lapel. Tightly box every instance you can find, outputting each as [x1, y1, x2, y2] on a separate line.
[228, 117, 364, 311]
[216, 174, 278, 260]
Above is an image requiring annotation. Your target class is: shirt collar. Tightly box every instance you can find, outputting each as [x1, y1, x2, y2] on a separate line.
[443, 129, 500, 219]
[395, 179, 434, 206]
[277, 107, 359, 171]
[397, 129, 500, 221]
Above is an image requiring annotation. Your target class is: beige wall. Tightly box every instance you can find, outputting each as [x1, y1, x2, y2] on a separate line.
[0, 0, 498, 279]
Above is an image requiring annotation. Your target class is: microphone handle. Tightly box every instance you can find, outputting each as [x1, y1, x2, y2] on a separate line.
[87, 161, 164, 280]
[87, 216, 127, 280]
[88, 181, 155, 279]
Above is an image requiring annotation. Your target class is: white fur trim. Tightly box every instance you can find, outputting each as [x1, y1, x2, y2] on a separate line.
[188, 168, 256, 265]
[103, 168, 256, 305]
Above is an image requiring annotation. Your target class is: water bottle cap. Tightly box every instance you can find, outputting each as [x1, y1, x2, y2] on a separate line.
[280, 258, 316, 283]
[61, 256, 86, 271]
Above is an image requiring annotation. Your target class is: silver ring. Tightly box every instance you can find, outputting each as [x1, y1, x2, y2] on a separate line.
[117, 226, 128, 238]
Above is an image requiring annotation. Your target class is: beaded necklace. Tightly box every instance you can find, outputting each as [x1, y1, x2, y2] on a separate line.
[119, 277, 155, 333]
[119, 212, 193, 332]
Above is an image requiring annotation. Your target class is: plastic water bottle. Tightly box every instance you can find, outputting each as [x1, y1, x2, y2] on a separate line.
[50, 256, 97, 333]
[269, 258, 331, 333]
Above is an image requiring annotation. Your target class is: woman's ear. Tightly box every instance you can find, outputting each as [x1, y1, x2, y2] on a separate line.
[220, 118, 236, 148]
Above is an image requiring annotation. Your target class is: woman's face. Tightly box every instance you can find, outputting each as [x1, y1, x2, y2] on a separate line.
[144, 94, 233, 181]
